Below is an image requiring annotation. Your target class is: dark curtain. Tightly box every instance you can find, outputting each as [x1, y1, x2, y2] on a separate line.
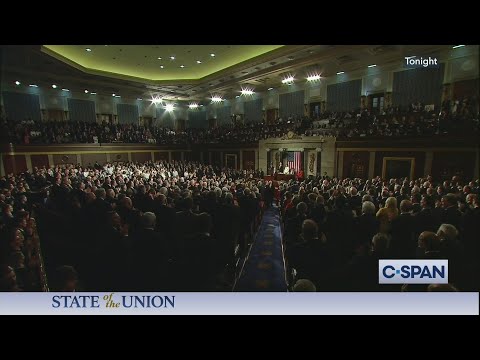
[279, 90, 304, 118]
[2, 92, 41, 121]
[188, 109, 207, 128]
[216, 105, 232, 126]
[117, 103, 139, 124]
[326, 79, 361, 112]
[244, 98, 263, 122]
[67, 98, 96, 122]
[392, 64, 445, 108]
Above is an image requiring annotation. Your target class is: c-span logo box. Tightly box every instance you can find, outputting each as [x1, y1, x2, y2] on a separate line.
[379, 260, 448, 284]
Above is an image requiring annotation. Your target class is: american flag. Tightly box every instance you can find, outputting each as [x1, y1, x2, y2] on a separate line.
[286, 151, 303, 173]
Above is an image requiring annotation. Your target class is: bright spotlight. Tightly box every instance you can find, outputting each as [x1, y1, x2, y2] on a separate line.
[241, 89, 254, 95]
[306, 75, 321, 81]
[165, 104, 175, 112]
[189, 103, 199, 109]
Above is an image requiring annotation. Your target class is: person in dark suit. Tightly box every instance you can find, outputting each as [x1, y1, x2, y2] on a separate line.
[152, 194, 176, 238]
[390, 200, 416, 259]
[413, 195, 439, 239]
[130, 212, 169, 291]
[213, 193, 241, 269]
[286, 219, 333, 291]
[411, 193, 422, 214]
[441, 193, 463, 231]
[356, 201, 380, 249]
[284, 202, 308, 246]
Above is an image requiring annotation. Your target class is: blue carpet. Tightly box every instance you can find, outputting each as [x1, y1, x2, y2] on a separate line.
[234, 205, 288, 291]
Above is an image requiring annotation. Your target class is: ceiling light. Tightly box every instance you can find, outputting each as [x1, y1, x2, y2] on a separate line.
[112, 93, 116, 97]
[84, 90, 89, 93]
[115, 95, 121, 98]
[170, 56, 175, 60]
[368, 64, 376, 68]
[200, 104, 204, 107]
[90, 92, 97, 95]
[196, 60, 202, 64]
[137, 98, 143, 101]
[235, 95, 240, 98]
[29, 84, 38, 87]
[211, 96, 223, 102]
[268, 87, 274, 91]
[306, 75, 321, 81]
[189, 103, 198, 109]
[51, 84, 57, 89]
[336, 71, 345, 75]
[86, 48, 92, 52]
[210, 53, 215, 57]
[62, 88, 69, 92]
[15, 81, 20, 85]
[160, 65, 164, 69]
[241, 89, 254, 95]
[157, 57, 162, 60]
[165, 104, 174, 112]
[452, 45, 465, 49]
[180, 65, 185, 68]
[282, 76, 295, 84]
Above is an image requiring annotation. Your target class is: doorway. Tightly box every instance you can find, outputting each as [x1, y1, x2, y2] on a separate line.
[310, 102, 321, 119]
[368, 93, 385, 114]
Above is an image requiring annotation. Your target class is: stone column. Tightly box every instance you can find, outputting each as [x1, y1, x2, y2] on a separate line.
[25, 155, 33, 172]
[254, 149, 259, 171]
[239, 150, 243, 170]
[47, 154, 54, 167]
[368, 151, 376, 179]
[384, 92, 392, 109]
[424, 151, 433, 177]
[441, 83, 452, 103]
[337, 150, 344, 178]
[361, 95, 367, 110]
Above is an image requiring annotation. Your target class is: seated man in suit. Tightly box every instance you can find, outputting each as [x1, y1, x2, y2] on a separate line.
[283, 166, 290, 175]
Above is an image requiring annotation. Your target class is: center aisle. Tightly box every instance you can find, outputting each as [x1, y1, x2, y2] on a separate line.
[234, 205, 288, 291]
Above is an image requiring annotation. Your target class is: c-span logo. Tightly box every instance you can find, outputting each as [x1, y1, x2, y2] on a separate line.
[379, 260, 448, 284]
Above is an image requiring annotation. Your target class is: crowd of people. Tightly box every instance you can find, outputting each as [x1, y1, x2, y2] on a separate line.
[0, 160, 266, 291]
[307, 99, 479, 138]
[1, 97, 477, 146]
[281, 174, 479, 291]
[1, 156, 478, 292]
[0, 118, 298, 145]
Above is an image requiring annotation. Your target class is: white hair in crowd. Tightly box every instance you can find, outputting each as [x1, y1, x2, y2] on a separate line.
[362, 201, 376, 215]
[142, 212, 156, 229]
[437, 224, 458, 242]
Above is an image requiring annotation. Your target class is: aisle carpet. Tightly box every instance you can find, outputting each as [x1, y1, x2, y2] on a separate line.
[234, 205, 288, 291]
